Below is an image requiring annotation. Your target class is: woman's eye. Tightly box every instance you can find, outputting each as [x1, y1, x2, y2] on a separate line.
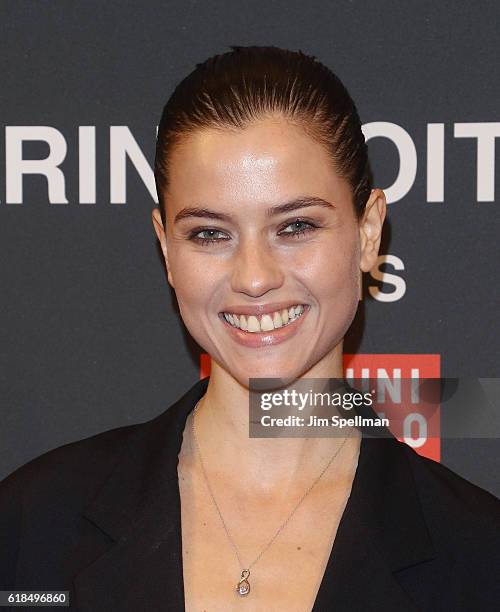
[189, 220, 317, 246]
[278, 219, 318, 238]
[189, 229, 230, 246]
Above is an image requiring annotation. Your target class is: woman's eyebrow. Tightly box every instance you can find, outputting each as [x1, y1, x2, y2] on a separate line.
[173, 196, 336, 224]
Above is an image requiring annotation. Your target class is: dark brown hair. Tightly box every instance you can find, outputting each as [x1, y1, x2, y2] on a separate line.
[154, 45, 372, 226]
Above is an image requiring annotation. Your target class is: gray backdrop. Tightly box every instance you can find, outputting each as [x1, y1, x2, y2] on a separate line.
[1, 1, 499, 496]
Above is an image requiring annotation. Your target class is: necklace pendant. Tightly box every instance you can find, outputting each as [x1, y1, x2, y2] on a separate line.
[236, 569, 251, 597]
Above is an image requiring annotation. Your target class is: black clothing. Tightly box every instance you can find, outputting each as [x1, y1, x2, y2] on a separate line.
[1, 376, 499, 610]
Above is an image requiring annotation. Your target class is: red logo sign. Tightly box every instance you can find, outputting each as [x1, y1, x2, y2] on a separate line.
[199, 353, 441, 461]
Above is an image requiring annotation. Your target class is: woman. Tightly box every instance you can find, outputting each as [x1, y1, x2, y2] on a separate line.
[1, 46, 499, 611]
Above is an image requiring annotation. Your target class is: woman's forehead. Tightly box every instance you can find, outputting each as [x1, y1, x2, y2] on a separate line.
[166, 118, 349, 206]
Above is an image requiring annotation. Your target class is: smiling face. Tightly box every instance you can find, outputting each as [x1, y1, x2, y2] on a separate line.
[152, 115, 385, 387]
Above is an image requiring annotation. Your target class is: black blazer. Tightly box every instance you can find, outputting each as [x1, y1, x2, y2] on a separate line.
[1, 376, 499, 611]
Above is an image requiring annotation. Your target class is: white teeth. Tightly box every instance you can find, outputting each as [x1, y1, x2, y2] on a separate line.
[222, 305, 306, 333]
[260, 314, 274, 331]
[247, 315, 260, 332]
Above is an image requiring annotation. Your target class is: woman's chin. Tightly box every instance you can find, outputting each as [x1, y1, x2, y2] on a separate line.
[228, 364, 305, 390]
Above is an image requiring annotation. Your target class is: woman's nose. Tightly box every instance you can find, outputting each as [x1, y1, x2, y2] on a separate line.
[230, 237, 285, 297]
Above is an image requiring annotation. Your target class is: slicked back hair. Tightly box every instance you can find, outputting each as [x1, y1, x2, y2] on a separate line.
[154, 45, 372, 226]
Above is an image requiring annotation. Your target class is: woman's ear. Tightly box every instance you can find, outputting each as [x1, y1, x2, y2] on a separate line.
[359, 188, 387, 273]
[151, 207, 175, 288]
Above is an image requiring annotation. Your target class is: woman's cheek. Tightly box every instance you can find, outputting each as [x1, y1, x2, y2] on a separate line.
[170, 248, 210, 295]
[170, 250, 222, 329]
[322, 243, 360, 317]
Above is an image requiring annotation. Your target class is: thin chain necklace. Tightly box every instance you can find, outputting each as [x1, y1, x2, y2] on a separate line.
[190, 399, 353, 598]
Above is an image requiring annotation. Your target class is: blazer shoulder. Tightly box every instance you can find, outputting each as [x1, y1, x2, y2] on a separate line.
[0, 421, 145, 513]
[399, 440, 500, 535]
[0, 421, 146, 588]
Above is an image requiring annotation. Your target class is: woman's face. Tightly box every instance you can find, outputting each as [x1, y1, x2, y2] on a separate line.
[152, 116, 385, 386]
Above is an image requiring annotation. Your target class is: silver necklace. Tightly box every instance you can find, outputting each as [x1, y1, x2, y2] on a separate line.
[190, 399, 353, 598]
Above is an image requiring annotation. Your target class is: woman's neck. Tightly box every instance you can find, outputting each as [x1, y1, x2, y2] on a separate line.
[185, 356, 360, 496]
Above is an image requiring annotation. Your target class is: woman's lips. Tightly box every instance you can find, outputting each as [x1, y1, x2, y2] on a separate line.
[219, 305, 310, 348]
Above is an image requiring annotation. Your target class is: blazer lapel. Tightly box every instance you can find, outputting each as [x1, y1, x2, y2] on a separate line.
[74, 377, 210, 612]
[312, 436, 436, 611]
